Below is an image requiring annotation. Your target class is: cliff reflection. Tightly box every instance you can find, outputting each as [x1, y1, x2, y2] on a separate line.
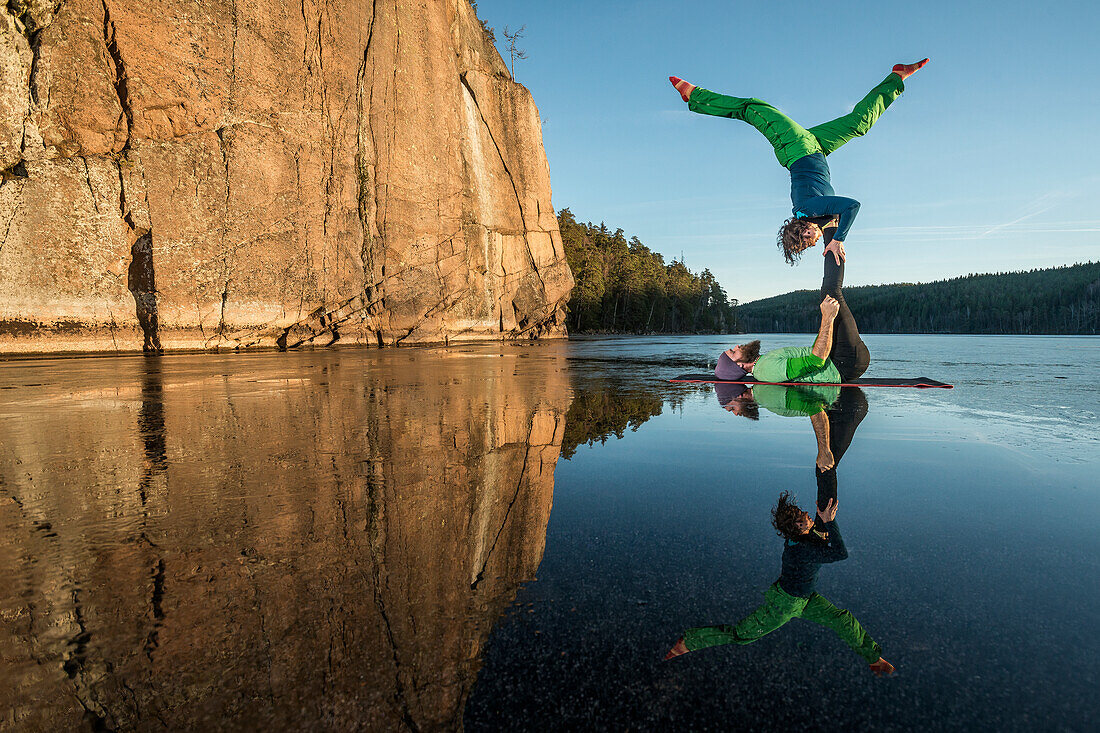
[0, 346, 571, 730]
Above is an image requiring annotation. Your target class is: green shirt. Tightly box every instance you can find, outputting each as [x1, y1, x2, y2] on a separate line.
[752, 384, 841, 417]
[753, 346, 843, 384]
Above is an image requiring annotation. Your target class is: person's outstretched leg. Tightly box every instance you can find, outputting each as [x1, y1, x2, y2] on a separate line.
[669, 78, 822, 169]
[668, 583, 804, 658]
[816, 387, 869, 510]
[800, 592, 884, 666]
[807, 62, 924, 156]
[824, 387, 869, 467]
[821, 256, 870, 380]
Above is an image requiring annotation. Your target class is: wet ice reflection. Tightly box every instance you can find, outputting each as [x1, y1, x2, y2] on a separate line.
[0, 346, 570, 730]
[669, 388, 891, 673]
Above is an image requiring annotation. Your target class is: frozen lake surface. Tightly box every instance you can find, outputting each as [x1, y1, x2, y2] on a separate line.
[1, 334, 1097, 730]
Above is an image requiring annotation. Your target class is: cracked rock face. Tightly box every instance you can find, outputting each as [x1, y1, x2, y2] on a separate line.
[0, 0, 574, 353]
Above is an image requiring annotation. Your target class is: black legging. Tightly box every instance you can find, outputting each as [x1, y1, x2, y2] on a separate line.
[820, 254, 869, 381]
[816, 387, 869, 511]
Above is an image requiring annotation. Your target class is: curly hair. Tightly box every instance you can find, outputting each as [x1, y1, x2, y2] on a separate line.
[738, 400, 760, 421]
[777, 217, 818, 266]
[736, 340, 761, 364]
[771, 491, 805, 540]
[729, 397, 760, 421]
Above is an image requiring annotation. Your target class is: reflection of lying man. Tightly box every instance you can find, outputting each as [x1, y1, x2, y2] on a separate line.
[717, 382, 868, 477]
[665, 493, 894, 675]
[715, 381, 838, 436]
[811, 387, 869, 494]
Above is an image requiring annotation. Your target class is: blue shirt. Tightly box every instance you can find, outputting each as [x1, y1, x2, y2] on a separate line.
[789, 153, 860, 242]
[777, 519, 848, 597]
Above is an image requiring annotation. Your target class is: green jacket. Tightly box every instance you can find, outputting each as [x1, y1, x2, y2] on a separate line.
[753, 346, 842, 384]
[753, 384, 840, 417]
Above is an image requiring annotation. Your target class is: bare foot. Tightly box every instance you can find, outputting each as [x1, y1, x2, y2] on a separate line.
[669, 76, 695, 103]
[892, 58, 929, 80]
[664, 637, 690, 660]
[869, 657, 896, 676]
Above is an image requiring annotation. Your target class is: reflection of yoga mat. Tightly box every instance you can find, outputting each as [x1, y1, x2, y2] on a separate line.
[670, 374, 953, 389]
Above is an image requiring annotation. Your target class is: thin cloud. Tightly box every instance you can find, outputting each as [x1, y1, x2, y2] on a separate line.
[853, 222, 1100, 242]
[977, 191, 1065, 238]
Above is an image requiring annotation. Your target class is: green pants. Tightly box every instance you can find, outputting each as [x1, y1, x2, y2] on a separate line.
[682, 582, 882, 664]
[687, 73, 905, 169]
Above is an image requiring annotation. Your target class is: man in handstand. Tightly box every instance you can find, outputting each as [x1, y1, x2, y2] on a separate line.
[670, 59, 928, 265]
[665, 493, 894, 676]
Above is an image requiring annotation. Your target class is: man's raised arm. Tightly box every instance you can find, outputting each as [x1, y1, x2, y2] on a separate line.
[811, 410, 835, 471]
[781, 296, 842, 381]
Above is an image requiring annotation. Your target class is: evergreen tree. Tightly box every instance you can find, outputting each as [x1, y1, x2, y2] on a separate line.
[558, 209, 738, 334]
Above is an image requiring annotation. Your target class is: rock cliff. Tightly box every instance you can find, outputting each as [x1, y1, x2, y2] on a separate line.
[0, 0, 573, 353]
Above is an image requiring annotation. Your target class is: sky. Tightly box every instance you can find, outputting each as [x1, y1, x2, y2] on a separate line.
[473, 0, 1100, 302]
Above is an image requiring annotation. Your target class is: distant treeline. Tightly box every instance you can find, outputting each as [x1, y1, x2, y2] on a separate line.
[737, 262, 1100, 335]
[559, 209, 737, 334]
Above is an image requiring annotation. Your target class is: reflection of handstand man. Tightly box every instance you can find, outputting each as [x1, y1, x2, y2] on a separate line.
[665, 491, 894, 675]
[670, 59, 928, 265]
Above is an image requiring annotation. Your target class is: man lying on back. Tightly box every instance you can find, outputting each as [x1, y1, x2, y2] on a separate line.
[716, 294, 865, 384]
